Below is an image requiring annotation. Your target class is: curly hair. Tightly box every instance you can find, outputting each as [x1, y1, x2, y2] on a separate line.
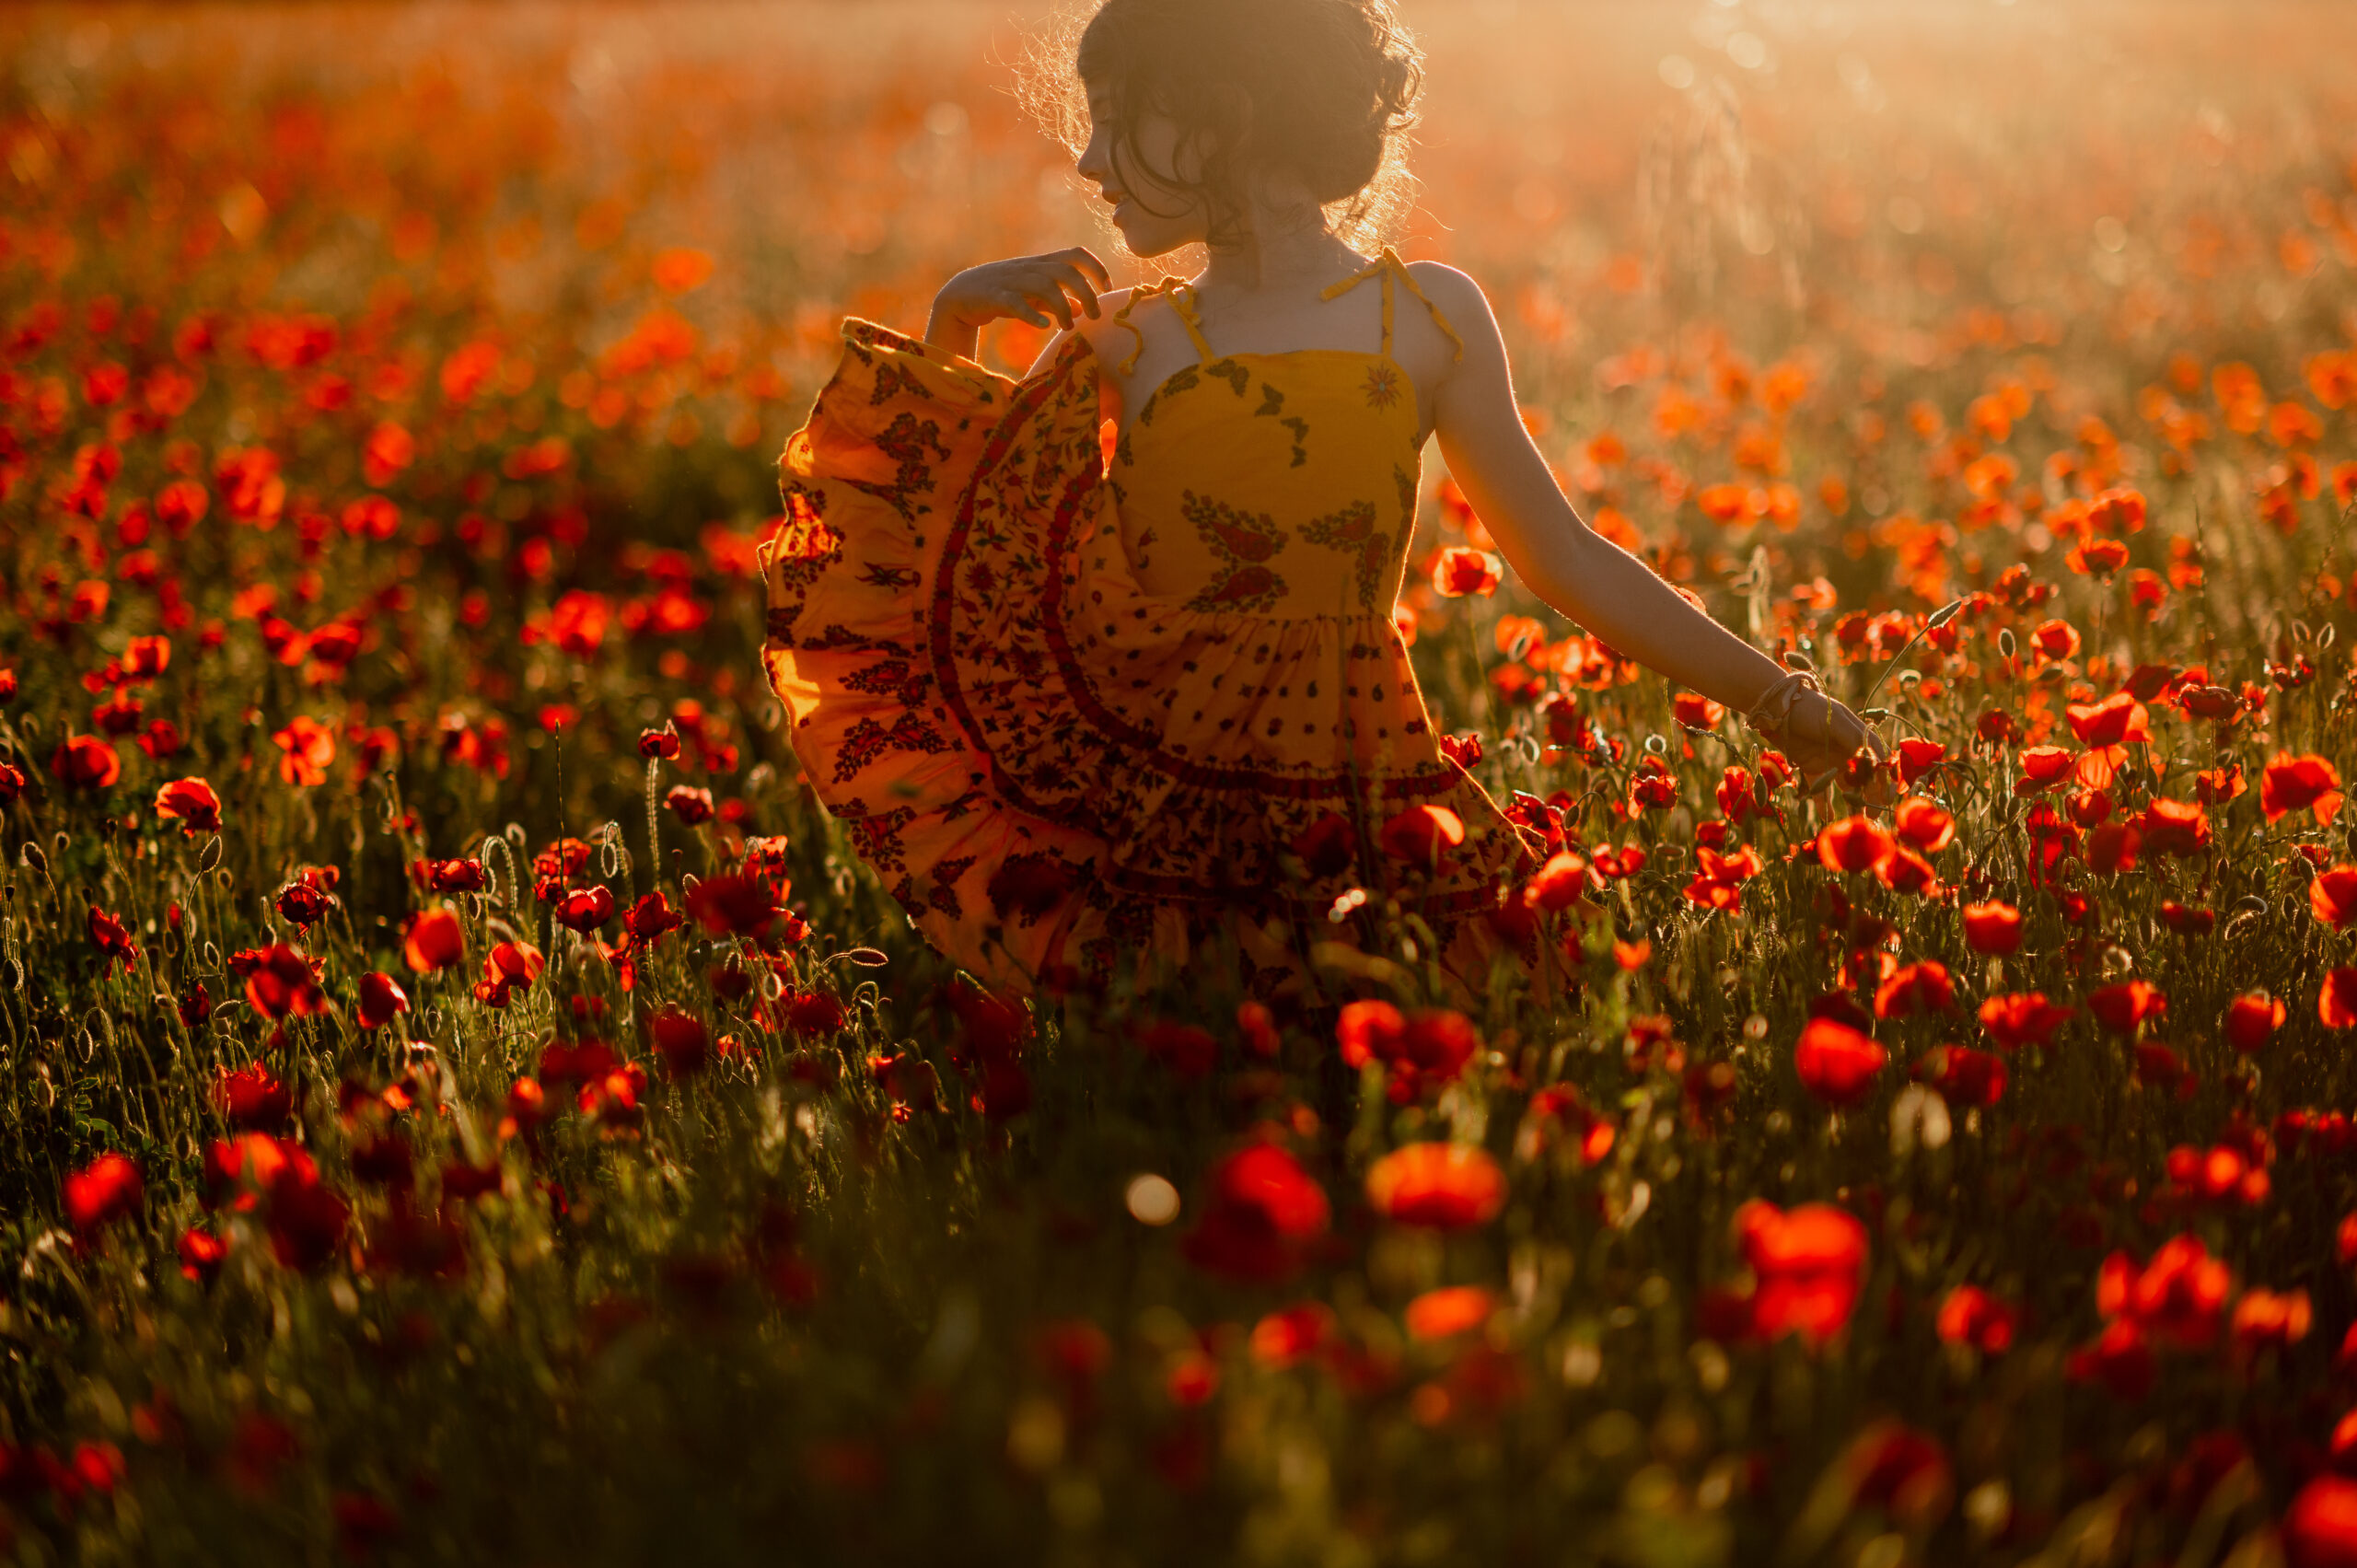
[1020, 0, 1424, 255]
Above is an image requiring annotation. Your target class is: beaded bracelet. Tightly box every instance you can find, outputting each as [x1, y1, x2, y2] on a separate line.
[1740, 668, 1827, 740]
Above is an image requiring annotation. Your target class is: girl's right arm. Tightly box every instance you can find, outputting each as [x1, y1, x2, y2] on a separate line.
[923, 248, 1115, 361]
[1417, 264, 1887, 790]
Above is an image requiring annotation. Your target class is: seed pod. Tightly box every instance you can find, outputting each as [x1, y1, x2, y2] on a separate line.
[198, 835, 223, 873]
[842, 948, 890, 968]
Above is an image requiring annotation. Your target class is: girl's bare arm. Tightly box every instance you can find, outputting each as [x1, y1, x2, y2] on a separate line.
[1414, 262, 1881, 780]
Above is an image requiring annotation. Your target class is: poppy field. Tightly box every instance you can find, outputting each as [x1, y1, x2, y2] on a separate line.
[9, 0, 2357, 1562]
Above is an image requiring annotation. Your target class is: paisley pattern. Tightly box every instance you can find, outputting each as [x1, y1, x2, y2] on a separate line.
[759, 252, 1542, 1002]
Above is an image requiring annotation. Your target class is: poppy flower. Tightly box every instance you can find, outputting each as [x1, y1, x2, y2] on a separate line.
[154, 777, 223, 834]
[1962, 900, 2023, 954]
[1525, 851, 1589, 912]
[64, 1152, 144, 1237]
[1935, 1285, 2017, 1353]
[1364, 1143, 1507, 1230]
[475, 941, 545, 1008]
[1683, 845, 1765, 913]
[265, 1169, 351, 1273]
[49, 734, 122, 790]
[178, 1225, 229, 1283]
[1978, 992, 2073, 1051]
[274, 881, 332, 927]
[1249, 1303, 1336, 1369]
[1378, 805, 1466, 871]
[664, 785, 715, 825]
[87, 904, 139, 974]
[1817, 815, 1893, 874]
[272, 716, 336, 786]
[356, 971, 409, 1031]
[2066, 1318, 2155, 1401]
[1293, 812, 1357, 878]
[1181, 1144, 1330, 1283]
[240, 944, 329, 1020]
[2087, 981, 2165, 1036]
[1431, 547, 1503, 598]
[214, 1064, 290, 1132]
[1874, 961, 1955, 1019]
[2014, 746, 2079, 795]
[2263, 752, 2344, 823]
[1895, 738, 1947, 784]
[2064, 692, 2150, 748]
[2137, 797, 2212, 856]
[2313, 867, 2357, 929]
[1404, 1285, 1494, 1342]
[553, 885, 615, 933]
[1794, 1017, 1886, 1106]
[2225, 993, 2286, 1053]
[1735, 1200, 1867, 1343]
[650, 1006, 709, 1078]
[686, 872, 783, 938]
[1924, 1044, 2006, 1107]
[2323, 970, 2357, 1031]
[1893, 796, 1955, 853]
[402, 908, 465, 973]
[638, 724, 681, 760]
[2284, 1476, 2357, 1568]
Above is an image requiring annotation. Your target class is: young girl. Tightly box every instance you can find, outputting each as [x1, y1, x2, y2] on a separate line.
[759, 0, 1879, 1005]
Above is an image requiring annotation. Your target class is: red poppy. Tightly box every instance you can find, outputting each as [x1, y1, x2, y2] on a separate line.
[402, 908, 465, 973]
[2137, 797, 2212, 856]
[1935, 1285, 2017, 1353]
[1404, 1285, 1494, 1342]
[1365, 1143, 1507, 1230]
[1979, 992, 2073, 1051]
[1874, 961, 1955, 1019]
[2284, 1476, 2357, 1568]
[1683, 844, 1765, 912]
[272, 715, 336, 787]
[1924, 1044, 2007, 1107]
[2064, 692, 2150, 748]
[64, 1152, 144, 1237]
[1892, 796, 1955, 853]
[214, 1064, 291, 1132]
[1896, 738, 1948, 784]
[1293, 812, 1358, 878]
[1736, 1201, 1867, 1344]
[178, 1226, 229, 1283]
[553, 885, 615, 933]
[2014, 746, 2079, 795]
[2263, 752, 2344, 824]
[2087, 981, 2166, 1036]
[649, 1006, 709, 1078]
[1431, 546, 1503, 598]
[475, 941, 545, 1008]
[2225, 993, 2286, 1053]
[1181, 1144, 1331, 1283]
[274, 881, 332, 927]
[49, 734, 122, 790]
[2066, 1318, 2155, 1401]
[356, 971, 410, 1031]
[1377, 804, 1466, 870]
[1794, 1017, 1886, 1107]
[1817, 815, 1893, 874]
[2323, 970, 2357, 1031]
[1525, 850, 1589, 912]
[638, 724, 681, 760]
[686, 873, 783, 938]
[154, 777, 223, 834]
[87, 904, 139, 975]
[664, 785, 715, 825]
[2313, 867, 2357, 929]
[1961, 900, 2023, 954]
[2100, 1235, 2231, 1350]
[240, 944, 329, 1021]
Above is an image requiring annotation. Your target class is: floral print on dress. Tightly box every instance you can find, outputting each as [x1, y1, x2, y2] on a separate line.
[760, 302, 1539, 1006]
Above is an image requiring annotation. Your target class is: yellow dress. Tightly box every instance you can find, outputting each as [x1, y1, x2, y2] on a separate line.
[760, 250, 1544, 1002]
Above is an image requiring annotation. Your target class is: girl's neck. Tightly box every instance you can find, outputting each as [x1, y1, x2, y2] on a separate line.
[1196, 202, 1365, 300]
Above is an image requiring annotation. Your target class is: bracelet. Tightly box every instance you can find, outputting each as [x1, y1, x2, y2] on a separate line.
[1741, 668, 1826, 739]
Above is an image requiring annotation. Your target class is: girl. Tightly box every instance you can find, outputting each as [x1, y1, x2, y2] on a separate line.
[759, 0, 1880, 1005]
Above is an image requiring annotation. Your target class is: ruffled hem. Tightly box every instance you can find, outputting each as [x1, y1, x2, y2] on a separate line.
[761, 319, 1542, 1000]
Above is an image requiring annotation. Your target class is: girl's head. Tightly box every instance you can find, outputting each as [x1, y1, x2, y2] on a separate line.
[1031, 0, 1422, 259]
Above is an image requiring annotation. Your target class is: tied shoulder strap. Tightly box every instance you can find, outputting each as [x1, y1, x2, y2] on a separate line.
[1111, 277, 1216, 376]
[1319, 248, 1466, 364]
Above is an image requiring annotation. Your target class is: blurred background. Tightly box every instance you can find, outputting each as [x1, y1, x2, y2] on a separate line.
[5, 0, 2354, 606]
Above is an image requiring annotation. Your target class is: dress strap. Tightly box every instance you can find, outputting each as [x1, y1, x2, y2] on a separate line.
[1320, 248, 1466, 364]
[1111, 276, 1216, 375]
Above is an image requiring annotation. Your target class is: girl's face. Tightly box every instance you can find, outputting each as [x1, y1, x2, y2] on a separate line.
[1076, 78, 1205, 259]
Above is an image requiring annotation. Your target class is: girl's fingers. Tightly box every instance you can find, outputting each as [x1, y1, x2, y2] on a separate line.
[1055, 264, 1101, 319]
[1064, 247, 1114, 292]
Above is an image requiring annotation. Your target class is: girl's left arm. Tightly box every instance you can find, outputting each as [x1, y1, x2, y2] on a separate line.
[1416, 264, 1881, 776]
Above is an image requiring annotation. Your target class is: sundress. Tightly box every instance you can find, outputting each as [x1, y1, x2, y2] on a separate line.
[759, 249, 1546, 1004]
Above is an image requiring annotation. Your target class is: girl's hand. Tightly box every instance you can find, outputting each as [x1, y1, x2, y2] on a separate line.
[925, 249, 1114, 358]
[1753, 685, 1894, 804]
